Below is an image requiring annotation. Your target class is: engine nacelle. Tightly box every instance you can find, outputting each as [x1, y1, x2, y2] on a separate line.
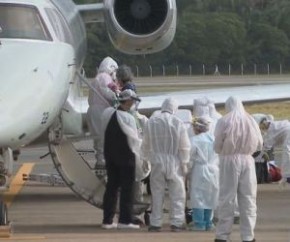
[103, 0, 176, 54]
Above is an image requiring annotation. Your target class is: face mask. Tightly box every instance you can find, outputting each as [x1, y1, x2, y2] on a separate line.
[130, 103, 137, 112]
[130, 100, 141, 112]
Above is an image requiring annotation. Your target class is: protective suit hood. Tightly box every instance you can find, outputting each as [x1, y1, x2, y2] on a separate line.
[161, 98, 178, 114]
[225, 96, 245, 113]
[192, 97, 210, 118]
[98, 56, 118, 75]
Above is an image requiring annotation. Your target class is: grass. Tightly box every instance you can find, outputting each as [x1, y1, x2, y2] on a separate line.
[217, 101, 290, 120]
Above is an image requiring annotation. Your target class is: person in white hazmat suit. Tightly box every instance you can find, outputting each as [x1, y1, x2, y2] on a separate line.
[87, 57, 118, 166]
[141, 97, 191, 232]
[208, 100, 241, 224]
[214, 96, 263, 242]
[259, 118, 290, 184]
[188, 116, 219, 231]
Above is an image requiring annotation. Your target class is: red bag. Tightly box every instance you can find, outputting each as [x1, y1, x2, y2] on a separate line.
[268, 163, 282, 182]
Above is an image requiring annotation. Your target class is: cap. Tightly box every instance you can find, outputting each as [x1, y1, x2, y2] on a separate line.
[118, 89, 141, 102]
[192, 116, 211, 132]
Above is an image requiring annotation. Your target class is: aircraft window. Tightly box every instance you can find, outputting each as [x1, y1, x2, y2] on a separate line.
[0, 4, 51, 41]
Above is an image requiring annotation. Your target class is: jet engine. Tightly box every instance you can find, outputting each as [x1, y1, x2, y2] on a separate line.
[103, 0, 176, 54]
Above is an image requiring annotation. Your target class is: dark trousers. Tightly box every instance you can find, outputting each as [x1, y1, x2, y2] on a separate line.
[102, 160, 135, 224]
[255, 162, 268, 184]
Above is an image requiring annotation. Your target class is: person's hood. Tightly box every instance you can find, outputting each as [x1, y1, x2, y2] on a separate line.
[98, 56, 118, 75]
[161, 97, 178, 114]
[225, 96, 245, 113]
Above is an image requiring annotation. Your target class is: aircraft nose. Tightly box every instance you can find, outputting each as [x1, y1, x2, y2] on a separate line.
[0, 68, 52, 147]
[0, 40, 75, 148]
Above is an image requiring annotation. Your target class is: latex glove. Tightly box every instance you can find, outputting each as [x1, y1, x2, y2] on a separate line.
[181, 164, 188, 177]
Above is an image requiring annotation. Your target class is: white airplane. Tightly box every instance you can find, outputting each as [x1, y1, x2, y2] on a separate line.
[1, 0, 290, 228]
[0, 0, 177, 225]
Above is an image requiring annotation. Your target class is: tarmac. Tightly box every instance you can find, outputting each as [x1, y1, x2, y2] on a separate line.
[2, 146, 290, 242]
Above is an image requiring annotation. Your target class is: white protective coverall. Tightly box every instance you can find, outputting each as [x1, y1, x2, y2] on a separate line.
[214, 96, 263, 242]
[189, 132, 219, 210]
[87, 57, 118, 164]
[141, 98, 191, 228]
[262, 120, 290, 178]
[132, 111, 150, 202]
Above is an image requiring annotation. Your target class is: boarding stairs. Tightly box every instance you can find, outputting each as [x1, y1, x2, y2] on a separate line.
[39, 121, 149, 215]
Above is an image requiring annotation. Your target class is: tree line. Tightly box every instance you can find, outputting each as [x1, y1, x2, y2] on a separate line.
[74, 0, 290, 77]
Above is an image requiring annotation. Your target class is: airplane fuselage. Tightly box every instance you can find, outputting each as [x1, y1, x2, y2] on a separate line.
[0, 0, 85, 149]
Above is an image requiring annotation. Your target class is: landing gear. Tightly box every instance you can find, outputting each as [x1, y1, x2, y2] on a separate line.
[0, 149, 12, 237]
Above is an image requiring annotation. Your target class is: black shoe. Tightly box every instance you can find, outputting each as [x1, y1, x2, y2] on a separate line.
[243, 239, 256, 242]
[214, 240, 227, 242]
[148, 225, 161, 232]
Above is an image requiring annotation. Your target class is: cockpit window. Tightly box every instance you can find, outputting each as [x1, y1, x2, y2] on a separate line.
[0, 4, 52, 41]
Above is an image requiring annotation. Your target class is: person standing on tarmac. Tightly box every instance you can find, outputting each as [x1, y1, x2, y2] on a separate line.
[188, 116, 219, 232]
[87, 56, 119, 167]
[141, 97, 191, 232]
[214, 96, 263, 242]
[101, 89, 142, 230]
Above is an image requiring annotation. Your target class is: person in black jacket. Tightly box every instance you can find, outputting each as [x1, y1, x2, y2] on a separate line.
[101, 89, 141, 230]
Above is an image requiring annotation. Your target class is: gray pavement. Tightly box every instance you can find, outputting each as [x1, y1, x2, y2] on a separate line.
[4, 146, 290, 242]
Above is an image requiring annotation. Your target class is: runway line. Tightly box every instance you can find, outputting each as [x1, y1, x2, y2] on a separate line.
[4, 163, 35, 208]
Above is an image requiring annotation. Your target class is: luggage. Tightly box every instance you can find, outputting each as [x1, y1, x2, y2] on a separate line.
[267, 162, 282, 182]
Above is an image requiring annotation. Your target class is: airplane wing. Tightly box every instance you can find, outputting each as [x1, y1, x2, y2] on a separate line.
[138, 83, 290, 116]
[75, 82, 290, 119]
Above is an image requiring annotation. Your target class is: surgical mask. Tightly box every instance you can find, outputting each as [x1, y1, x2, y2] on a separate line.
[130, 103, 137, 112]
